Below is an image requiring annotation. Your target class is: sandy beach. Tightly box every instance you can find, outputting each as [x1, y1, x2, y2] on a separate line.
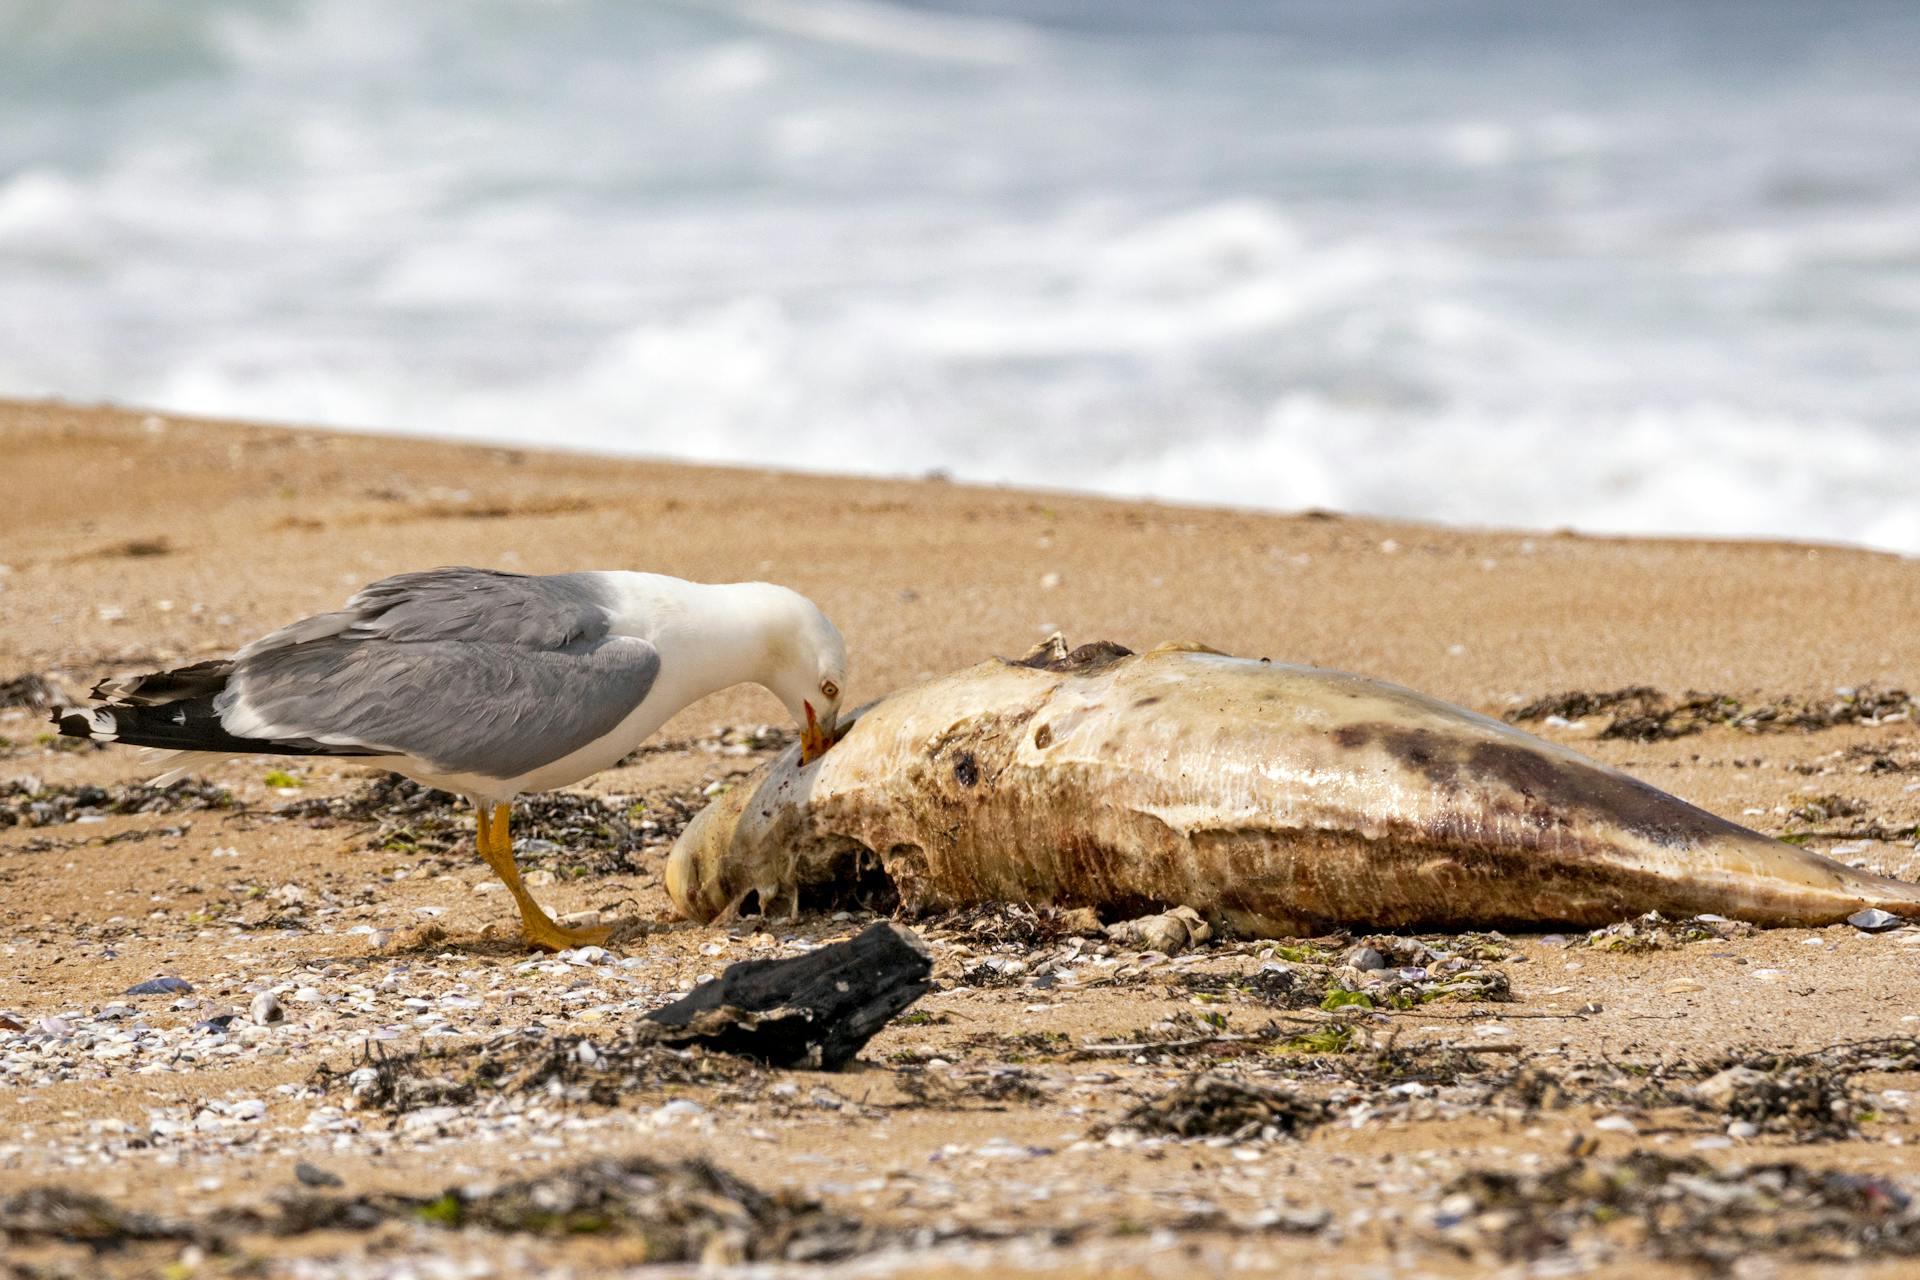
[3, 397, 1920, 1278]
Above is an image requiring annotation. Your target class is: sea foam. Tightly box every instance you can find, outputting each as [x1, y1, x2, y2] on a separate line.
[1, 0, 1916, 551]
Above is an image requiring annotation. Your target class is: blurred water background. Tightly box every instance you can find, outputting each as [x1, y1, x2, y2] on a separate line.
[2, 0, 1917, 550]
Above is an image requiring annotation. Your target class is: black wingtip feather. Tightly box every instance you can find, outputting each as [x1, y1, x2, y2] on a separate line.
[52, 709, 102, 738]
[53, 691, 377, 759]
[91, 659, 235, 706]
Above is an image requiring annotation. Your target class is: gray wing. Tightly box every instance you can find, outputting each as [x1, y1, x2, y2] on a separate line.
[236, 567, 616, 657]
[217, 569, 661, 779]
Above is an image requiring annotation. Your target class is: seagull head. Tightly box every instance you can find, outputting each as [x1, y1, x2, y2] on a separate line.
[758, 587, 848, 764]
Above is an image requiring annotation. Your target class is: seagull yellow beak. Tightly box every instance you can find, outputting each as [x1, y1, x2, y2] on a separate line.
[800, 700, 838, 764]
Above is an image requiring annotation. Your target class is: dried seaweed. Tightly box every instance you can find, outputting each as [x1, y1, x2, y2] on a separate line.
[893, 1065, 1053, 1109]
[0, 778, 237, 829]
[0, 673, 57, 710]
[274, 772, 452, 824]
[1434, 1152, 1920, 1270]
[1686, 1036, 1920, 1139]
[1099, 1073, 1331, 1141]
[317, 1027, 763, 1114]
[954, 1029, 1073, 1061]
[1508, 686, 1916, 741]
[275, 775, 696, 875]
[957, 957, 1032, 988]
[1077, 1010, 1336, 1059]
[920, 902, 1099, 949]
[1691, 1064, 1859, 1138]
[1508, 687, 1667, 725]
[1789, 743, 1920, 778]
[0, 1186, 181, 1249]
[1156, 934, 1516, 1025]
[1575, 910, 1756, 952]
[1776, 791, 1919, 842]
[1318, 935, 1515, 1010]
[401, 1156, 869, 1261]
[1344, 1034, 1515, 1089]
[1479, 1036, 1920, 1140]
[1788, 793, 1867, 825]
[930, 904, 1108, 989]
[1, 1157, 872, 1264]
[1173, 966, 1311, 1009]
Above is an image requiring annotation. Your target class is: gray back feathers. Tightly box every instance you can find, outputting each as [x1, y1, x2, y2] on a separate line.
[239, 568, 618, 657]
[219, 568, 661, 780]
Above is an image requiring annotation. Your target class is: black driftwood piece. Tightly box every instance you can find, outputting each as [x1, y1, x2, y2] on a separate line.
[641, 922, 933, 1070]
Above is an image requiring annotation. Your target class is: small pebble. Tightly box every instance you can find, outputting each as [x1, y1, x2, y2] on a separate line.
[124, 976, 193, 996]
[250, 991, 285, 1026]
[1345, 946, 1388, 972]
[1849, 908, 1902, 932]
[295, 1162, 344, 1188]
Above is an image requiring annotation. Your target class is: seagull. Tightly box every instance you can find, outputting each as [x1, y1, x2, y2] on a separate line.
[54, 567, 848, 951]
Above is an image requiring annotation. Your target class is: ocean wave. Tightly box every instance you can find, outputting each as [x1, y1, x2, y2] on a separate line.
[688, 0, 1043, 66]
[1092, 397, 1920, 552]
[2, 0, 1917, 552]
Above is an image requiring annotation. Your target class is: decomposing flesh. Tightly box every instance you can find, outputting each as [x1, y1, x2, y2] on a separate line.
[667, 640, 1920, 934]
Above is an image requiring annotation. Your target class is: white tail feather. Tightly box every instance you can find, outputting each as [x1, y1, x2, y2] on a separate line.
[143, 750, 228, 787]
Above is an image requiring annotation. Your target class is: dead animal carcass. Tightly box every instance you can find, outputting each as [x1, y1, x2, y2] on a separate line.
[667, 639, 1920, 934]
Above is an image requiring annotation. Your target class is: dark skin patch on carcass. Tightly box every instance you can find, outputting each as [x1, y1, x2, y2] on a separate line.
[926, 707, 1038, 788]
[1337, 723, 1759, 850]
[1199, 823, 1819, 931]
[1330, 724, 1369, 749]
[1012, 640, 1135, 674]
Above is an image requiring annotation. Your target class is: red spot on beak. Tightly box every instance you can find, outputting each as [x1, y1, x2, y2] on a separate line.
[800, 700, 830, 763]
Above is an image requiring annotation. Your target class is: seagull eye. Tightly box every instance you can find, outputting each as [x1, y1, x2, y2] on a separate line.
[820, 680, 839, 700]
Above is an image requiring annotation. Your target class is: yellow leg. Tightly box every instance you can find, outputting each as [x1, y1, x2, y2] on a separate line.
[476, 803, 612, 952]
